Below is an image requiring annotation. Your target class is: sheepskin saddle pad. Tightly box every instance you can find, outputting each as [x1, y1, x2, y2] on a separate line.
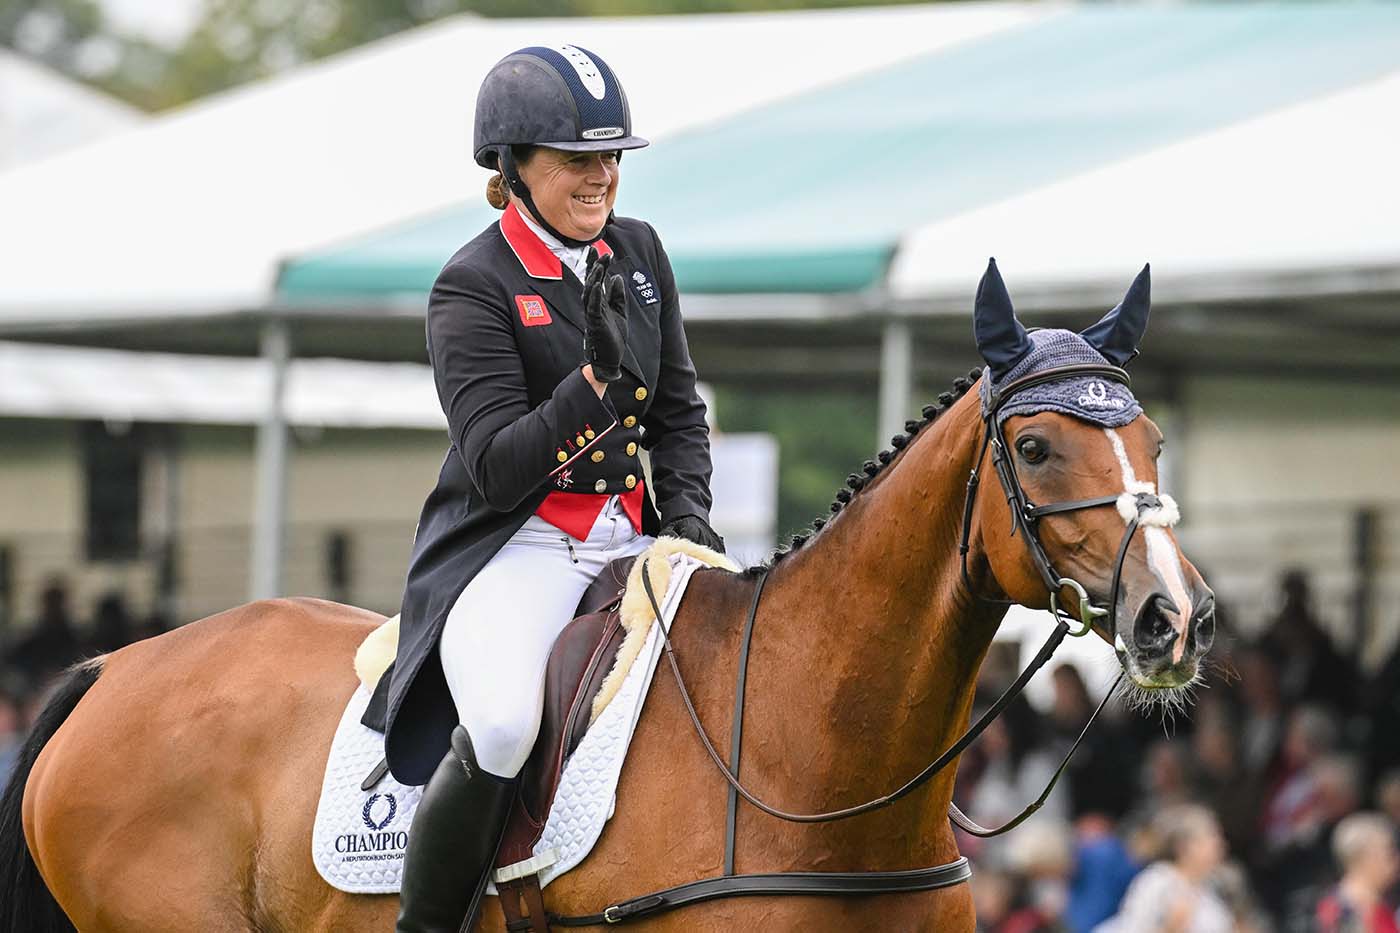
[312, 539, 737, 895]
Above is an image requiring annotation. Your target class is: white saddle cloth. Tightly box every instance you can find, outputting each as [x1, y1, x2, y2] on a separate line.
[310, 552, 705, 895]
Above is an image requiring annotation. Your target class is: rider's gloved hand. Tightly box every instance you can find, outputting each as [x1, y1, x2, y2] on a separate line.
[582, 249, 627, 383]
[659, 514, 726, 554]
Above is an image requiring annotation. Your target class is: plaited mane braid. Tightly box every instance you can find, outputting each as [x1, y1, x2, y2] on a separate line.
[744, 368, 983, 575]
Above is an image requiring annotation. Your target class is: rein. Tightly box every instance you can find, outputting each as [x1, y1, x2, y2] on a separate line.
[549, 364, 1156, 926]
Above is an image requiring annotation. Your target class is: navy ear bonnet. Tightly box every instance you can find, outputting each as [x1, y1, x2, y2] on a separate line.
[474, 44, 647, 167]
[979, 329, 1143, 428]
[973, 259, 1151, 429]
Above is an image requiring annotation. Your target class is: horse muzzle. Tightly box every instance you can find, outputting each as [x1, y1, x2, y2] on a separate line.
[1116, 588, 1215, 687]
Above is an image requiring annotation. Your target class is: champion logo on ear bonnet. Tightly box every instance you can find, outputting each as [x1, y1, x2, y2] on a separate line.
[980, 329, 1143, 428]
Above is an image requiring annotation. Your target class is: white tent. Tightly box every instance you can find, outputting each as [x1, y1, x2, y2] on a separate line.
[0, 340, 443, 428]
[0, 4, 1049, 327]
[0, 50, 144, 171]
[888, 68, 1400, 309]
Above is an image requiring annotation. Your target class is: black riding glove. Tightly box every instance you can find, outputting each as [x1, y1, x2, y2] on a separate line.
[659, 514, 726, 554]
[582, 249, 627, 383]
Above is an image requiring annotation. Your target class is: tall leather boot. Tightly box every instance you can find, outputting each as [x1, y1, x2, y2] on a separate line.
[396, 726, 517, 933]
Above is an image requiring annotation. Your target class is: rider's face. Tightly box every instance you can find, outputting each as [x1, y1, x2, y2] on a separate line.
[516, 147, 619, 241]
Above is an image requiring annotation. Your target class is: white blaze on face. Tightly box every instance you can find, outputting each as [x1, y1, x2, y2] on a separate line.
[1104, 428, 1193, 663]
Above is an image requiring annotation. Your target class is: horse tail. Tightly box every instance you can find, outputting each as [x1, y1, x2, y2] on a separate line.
[0, 658, 102, 933]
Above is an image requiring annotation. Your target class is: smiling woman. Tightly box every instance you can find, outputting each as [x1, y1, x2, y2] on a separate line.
[378, 43, 727, 933]
[511, 147, 620, 243]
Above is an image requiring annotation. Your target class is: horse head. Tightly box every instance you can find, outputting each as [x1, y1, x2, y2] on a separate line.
[969, 259, 1215, 700]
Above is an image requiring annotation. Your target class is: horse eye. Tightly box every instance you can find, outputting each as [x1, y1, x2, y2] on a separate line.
[1016, 436, 1048, 463]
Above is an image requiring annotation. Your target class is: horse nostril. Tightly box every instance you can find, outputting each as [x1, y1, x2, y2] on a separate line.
[1190, 597, 1217, 653]
[1133, 595, 1178, 654]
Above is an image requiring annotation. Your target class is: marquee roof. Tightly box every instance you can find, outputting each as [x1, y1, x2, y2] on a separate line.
[279, 4, 1400, 306]
[0, 3, 1042, 330]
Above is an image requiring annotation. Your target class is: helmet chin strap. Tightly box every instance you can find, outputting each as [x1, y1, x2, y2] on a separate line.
[499, 147, 613, 249]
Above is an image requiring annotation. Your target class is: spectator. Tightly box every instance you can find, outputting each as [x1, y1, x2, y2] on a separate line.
[1098, 804, 1233, 932]
[87, 590, 135, 654]
[1360, 637, 1400, 780]
[997, 820, 1075, 933]
[1191, 708, 1258, 858]
[0, 688, 23, 782]
[1315, 812, 1399, 933]
[1375, 772, 1400, 830]
[1050, 664, 1138, 820]
[960, 708, 1070, 867]
[1260, 706, 1339, 851]
[1235, 648, 1286, 780]
[1067, 813, 1140, 933]
[1132, 740, 1196, 821]
[975, 867, 1017, 932]
[135, 611, 171, 643]
[1258, 569, 1354, 712]
[4, 577, 81, 689]
[1263, 753, 1365, 926]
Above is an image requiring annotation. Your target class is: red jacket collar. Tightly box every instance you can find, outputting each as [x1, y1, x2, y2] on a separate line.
[500, 203, 612, 280]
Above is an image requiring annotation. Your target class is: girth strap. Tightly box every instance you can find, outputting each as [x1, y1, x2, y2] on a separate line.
[724, 568, 769, 876]
[548, 860, 973, 926]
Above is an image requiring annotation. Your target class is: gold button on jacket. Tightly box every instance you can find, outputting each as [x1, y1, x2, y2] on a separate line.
[623, 415, 637, 428]
[591, 450, 605, 463]
[556, 450, 568, 463]
[625, 474, 637, 489]
[634, 387, 648, 401]
[626, 442, 638, 456]
[575, 434, 586, 447]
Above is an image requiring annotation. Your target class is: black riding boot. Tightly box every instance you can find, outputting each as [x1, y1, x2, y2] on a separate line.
[396, 726, 517, 933]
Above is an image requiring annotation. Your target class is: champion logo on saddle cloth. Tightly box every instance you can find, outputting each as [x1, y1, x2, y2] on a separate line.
[310, 552, 709, 896]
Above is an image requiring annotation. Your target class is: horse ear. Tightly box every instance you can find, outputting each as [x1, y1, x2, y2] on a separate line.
[1081, 263, 1151, 367]
[973, 258, 1032, 381]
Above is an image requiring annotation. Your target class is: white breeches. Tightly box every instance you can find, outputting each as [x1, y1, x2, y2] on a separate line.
[440, 497, 653, 779]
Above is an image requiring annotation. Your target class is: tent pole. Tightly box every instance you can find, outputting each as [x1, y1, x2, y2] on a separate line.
[878, 318, 912, 449]
[251, 318, 290, 600]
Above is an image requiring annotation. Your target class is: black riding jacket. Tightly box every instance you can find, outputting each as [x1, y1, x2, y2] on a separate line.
[374, 203, 713, 785]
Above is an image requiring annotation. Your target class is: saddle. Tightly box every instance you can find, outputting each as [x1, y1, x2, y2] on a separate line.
[357, 555, 641, 864]
[497, 553, 639, 867]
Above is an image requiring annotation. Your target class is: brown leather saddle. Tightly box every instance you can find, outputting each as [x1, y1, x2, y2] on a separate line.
[494, 552, 639, 868]
[358, 554, 642, 931]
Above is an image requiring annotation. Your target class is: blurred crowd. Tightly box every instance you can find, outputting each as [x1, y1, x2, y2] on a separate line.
[961, 570, 1400, 933]
[3, 569, 1399, 932]
[0, 577, 169, 779]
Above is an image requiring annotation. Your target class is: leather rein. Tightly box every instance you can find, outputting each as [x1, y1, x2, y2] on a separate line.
[550, 363, 1154, 926]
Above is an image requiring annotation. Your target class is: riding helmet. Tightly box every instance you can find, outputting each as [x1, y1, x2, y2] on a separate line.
[474, 45, 648, 247]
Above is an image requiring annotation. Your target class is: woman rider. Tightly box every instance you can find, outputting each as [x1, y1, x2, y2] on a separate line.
[384, 45, 725, 932]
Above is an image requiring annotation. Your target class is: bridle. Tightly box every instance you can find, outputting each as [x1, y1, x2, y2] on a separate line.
[959, 361, 1166, 639]
[548, 363, 1174, 927]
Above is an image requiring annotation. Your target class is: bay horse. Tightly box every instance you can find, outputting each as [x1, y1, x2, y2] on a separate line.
[3, 261, 1214, 931]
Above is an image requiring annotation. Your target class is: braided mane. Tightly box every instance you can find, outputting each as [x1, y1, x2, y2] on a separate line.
[743, 367, 984, 575]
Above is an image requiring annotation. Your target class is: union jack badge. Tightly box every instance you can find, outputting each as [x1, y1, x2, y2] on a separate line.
[515, 294, 552, 327]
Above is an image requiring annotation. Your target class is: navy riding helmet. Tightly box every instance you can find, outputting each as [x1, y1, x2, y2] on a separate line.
[474, 45, 649, 247]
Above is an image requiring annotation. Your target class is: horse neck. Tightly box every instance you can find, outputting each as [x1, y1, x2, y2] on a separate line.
[746, 390, 1008, 849]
